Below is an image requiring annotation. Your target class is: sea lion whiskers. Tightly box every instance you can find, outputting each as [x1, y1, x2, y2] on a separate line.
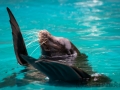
[27, 44, 38, 48]
[26, 39, 38, 47]
[25, 31, 40, 47]
[25, 38, 38, 43]
[24, 30, 39, 36]
[24, 30, 39, 38]
[30, 45, 40, 56]
[24, 35, 37, 41]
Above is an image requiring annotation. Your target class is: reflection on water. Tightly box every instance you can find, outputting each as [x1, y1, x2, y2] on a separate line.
[74, 0, 105, 37]
[74, 0, 103, 7]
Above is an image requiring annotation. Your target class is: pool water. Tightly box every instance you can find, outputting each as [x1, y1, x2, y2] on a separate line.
[0, 0, 120, 90]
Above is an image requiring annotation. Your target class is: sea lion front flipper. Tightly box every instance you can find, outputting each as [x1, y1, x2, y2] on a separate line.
[7, 7, 28, 65]
[20, 54, 91, 84]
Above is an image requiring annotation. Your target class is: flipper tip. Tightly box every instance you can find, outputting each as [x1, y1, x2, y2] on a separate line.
[6, 7, 9, 11]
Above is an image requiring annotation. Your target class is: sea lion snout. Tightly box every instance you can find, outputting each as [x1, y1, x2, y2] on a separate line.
[38, 30, 50, 45]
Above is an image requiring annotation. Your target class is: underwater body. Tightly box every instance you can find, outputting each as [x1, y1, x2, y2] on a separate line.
[0, 0, 120, 90]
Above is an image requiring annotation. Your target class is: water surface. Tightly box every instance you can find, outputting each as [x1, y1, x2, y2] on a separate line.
[0, 0, 120, 90]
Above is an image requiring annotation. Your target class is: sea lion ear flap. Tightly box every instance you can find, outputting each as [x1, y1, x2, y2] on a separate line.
[7, 7, 28, 66]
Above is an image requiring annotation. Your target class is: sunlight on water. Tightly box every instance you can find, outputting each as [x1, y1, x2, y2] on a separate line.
[0, 0, 120, 90]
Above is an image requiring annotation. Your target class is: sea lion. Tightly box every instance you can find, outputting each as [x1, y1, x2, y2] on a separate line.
[6, 7, 91, 84]
[6, 7, 111, 86]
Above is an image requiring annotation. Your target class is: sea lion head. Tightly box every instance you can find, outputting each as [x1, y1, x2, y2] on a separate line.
[38, 30, 63, 53]
[38, 30, 77, 59]
[38, 30, 60, 49]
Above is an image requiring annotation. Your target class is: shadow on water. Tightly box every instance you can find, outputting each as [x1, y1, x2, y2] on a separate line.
[0, 73, 16, 88]
[0, 71, 111, 88]
[0, 67, 47, 88]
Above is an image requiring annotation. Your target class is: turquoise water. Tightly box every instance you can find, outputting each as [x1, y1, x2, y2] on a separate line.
[0, 0, 120, 90]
